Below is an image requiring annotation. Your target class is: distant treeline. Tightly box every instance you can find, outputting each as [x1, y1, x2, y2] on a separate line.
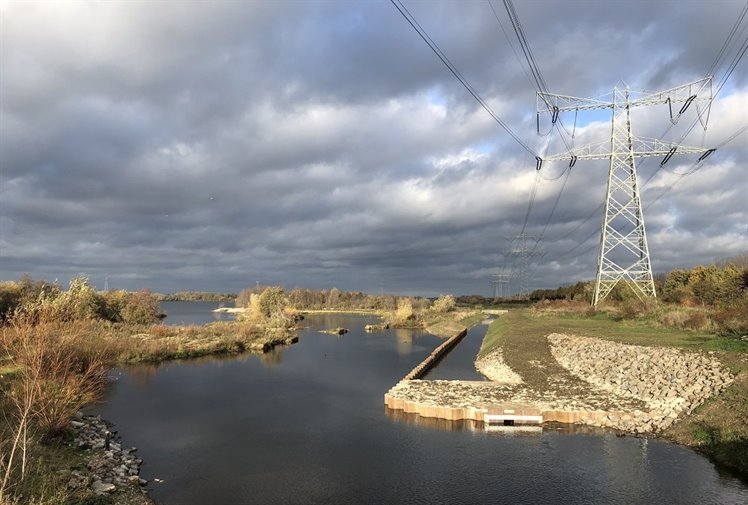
[236, 286, 435, 311]
[454, 295, 530, 307]
[157, 291, 237, 302]
[234, 287, 529, 312]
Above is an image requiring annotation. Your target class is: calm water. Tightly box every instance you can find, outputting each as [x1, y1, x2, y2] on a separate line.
[422, 320, 491, 381]
[94, 314, 748, 505]
[159, 300, 236, 325]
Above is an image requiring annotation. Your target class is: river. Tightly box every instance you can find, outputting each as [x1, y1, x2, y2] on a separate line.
[94, 312, 748, 504]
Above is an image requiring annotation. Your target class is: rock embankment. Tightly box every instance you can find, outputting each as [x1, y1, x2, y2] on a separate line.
[548, 334, 734, 432]
[69, 413, 148, 497]
[475, 349, 523, 385]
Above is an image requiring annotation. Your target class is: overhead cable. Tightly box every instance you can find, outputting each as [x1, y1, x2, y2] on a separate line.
[390, 0, 539, 158]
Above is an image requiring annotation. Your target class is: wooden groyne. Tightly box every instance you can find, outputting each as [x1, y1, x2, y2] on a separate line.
[403, 327, 468, 380]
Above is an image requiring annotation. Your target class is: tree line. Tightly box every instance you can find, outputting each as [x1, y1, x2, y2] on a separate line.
[236, 286, 433, 312]
[528, 257, 747, 308]
[157, 291, 236, 302]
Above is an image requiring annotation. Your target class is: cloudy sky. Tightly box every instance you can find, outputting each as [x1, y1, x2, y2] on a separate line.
[1, 0, 746, 296]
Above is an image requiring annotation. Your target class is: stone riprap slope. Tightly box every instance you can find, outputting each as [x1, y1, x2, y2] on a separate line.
[386, 377, 644, 415]
[548, 333, 734, 432]
[70, 413, 147, 496]
[474, 348, 523, 385]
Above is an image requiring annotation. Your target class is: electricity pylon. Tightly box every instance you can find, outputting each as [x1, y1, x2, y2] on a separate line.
[490, 267, 511, 299]
[538, 77, 713, 306]
[504, 234, 545, 299]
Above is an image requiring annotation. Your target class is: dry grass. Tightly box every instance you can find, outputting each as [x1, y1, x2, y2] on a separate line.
[0, 316, 109, 503]
[105, 321, 273, 363]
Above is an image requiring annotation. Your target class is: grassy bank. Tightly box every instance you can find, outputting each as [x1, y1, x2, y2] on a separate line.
[481, 308, 748, 475]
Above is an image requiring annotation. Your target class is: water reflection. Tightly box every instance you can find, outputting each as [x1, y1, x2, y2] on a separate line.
[394, 328, 413, 356]
[258, 346, 283, 366]
[92, 314, 748, 505]
[110, 351, 280, 389]
[384, 406, 483, 432]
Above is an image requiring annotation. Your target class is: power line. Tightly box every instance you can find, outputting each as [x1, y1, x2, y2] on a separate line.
[640, 30, 747, 189]
[706, 1, 748, 77]
[390, 0, 539, 157]
[486, 0, 536, 93]
[644, 123, 748, 210]
[519, 170, 541, 234]
[500, 0, 576, 152]
[551, 4, 748, 254]
[538, 164, 573, 240]
[501, 0, 547, 94]
[495, 0, 575, 245]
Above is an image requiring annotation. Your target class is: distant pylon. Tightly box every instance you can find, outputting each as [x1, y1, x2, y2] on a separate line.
[103, 274, 109, 291]
[490, 267, 510, 299]
[539, 77, 714, 306]
[504, 234, 545, 299]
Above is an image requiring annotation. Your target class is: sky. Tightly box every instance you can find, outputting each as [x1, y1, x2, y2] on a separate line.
[1, 0, 746, 296]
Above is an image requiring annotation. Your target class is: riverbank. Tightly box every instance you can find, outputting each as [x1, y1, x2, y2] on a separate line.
[385, 308, 748, 475]
[0, 317, 299, 504]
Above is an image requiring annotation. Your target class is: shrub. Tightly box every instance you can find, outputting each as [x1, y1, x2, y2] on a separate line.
[49, 277, 101, 322]
[394, 298, 414, 323]
[1, 317, 109, 441]
[236, 286, 262, 309]
[246, 287, 290, 327]
[684, 311, 709, 330]
[98, 289, 128, 322]
[0, 281, 21, 323]
[615, 298, 657, 319]
[431, 295, 456, 314]
[258, 287, 285, 320]
[659, 310, 690, 328]
[121, 290, 161, 325]
[712, 304, 748, 335]
[692, 422, 720, 446]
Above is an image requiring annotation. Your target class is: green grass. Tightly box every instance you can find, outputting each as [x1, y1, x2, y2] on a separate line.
[701, 336, 748, 354]
[482, 308, 727, 353]
[478, 315, 510, 356]
[457, 311, 486, 328]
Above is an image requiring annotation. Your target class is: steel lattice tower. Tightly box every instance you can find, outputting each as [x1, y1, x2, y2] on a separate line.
[504, 234, 544, 299]
[538, 77, 713, 306]
[490, 267, 511, 299]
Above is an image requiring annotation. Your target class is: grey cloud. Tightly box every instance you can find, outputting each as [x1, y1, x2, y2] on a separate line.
[1, 0, 745, 296]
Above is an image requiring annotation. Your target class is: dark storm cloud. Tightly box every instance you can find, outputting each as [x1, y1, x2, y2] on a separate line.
[1, 0, 746, 295]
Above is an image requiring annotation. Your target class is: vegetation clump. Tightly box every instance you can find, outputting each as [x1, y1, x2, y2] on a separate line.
[0, 275, 162, 327]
